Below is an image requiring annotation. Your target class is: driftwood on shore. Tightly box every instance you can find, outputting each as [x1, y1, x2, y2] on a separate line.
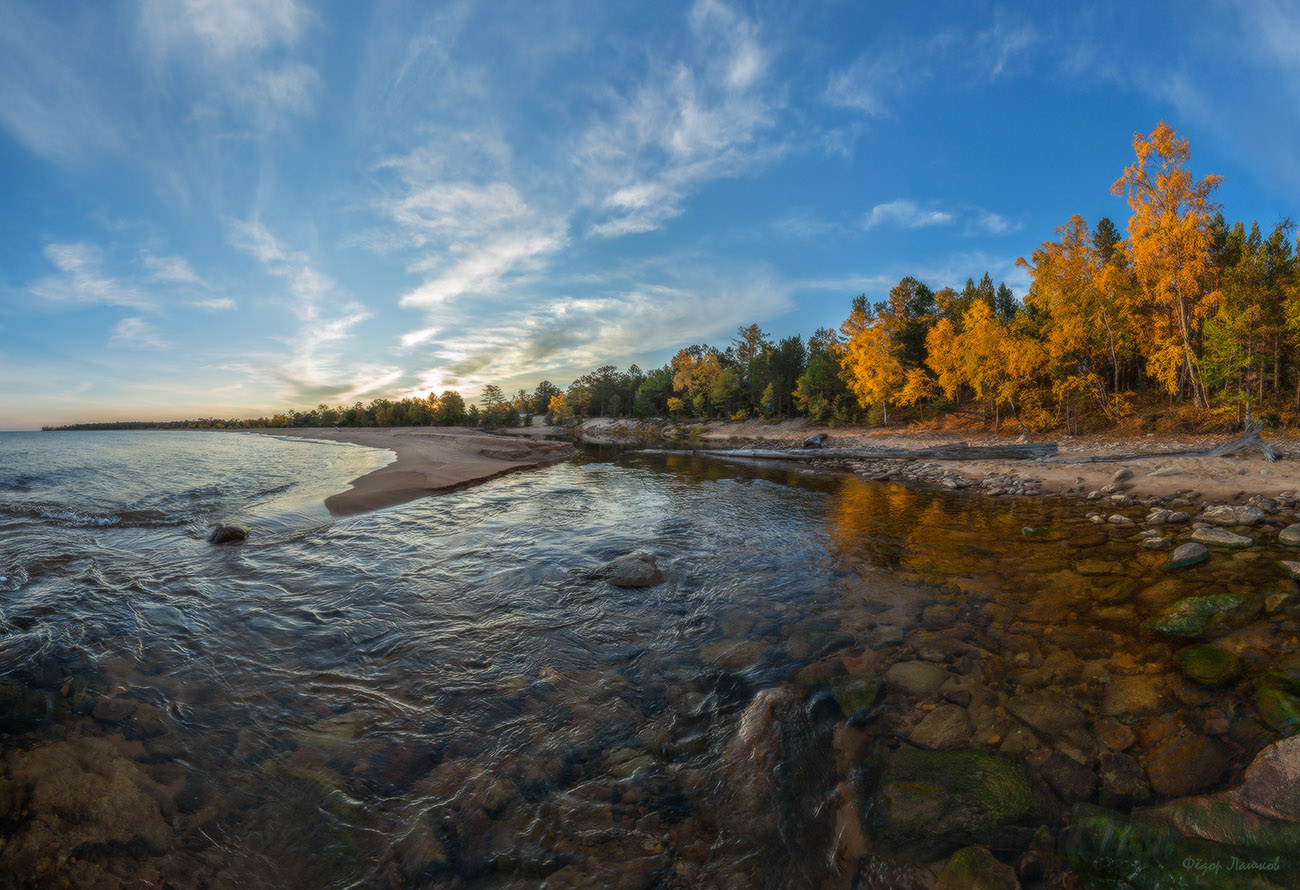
[1040, 418, 1276, 464]
[693, 442, 1059, 462]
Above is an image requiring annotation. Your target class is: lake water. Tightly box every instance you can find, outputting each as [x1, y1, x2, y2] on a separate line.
[0, 431, 1296, 889]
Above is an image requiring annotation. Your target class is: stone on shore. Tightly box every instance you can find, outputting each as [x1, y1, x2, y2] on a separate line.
[1189, 526, 1253, 548]
[1160, 542, 1207, 570]
[1200, 504, 1266, 526]
[601, 552, 664, 588]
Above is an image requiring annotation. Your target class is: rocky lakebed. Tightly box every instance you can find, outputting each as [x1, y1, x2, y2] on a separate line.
[2, 450, 1300, 889]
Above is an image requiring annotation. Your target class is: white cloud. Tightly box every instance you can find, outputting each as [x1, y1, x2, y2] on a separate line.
[426, 267, 792, 390]
[861, 200, 1018, 236]
[140, 0, 309, 59]
[0, 4, 124, 164]
[864, 200, 955, 230]
[825, 54, 903, 116]
[399, 327, 439, 349]
[140, 252, 203, 285]
[109, 317, 171, 350]
[194, 298, 238, 311]
[577, 0, 781, 238]
[29, 243, 152, 309]
[228, 217, 375, 402]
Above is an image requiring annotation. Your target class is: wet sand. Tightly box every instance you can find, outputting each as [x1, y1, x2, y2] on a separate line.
[257, 427, 575, 515]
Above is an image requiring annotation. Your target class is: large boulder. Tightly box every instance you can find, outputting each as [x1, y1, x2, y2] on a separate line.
[859, 748, 1049, 860]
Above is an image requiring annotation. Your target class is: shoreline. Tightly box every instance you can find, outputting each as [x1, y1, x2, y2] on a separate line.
[252, 427, 575, 516]
[531, 417, 1300, 504]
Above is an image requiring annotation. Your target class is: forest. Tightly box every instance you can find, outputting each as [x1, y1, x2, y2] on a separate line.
[48, 124, 1300, 435]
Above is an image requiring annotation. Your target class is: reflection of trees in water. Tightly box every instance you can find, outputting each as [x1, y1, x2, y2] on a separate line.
[824, 478, 1053, 575]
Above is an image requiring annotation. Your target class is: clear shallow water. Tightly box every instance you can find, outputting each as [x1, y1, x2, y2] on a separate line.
[1, 433, 1297, 889]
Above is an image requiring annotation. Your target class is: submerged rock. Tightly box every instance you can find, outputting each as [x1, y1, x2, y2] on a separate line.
[939, 845, 1021, 890]
[0, 736, 171, 880]
[1144, 733, 1229, 797]
[1255, 688, 1300, 735]
[860, 748, 1047, 861]
[1100, 675, 1166, 721]
[1097, 752, 1150, 809]
[1066, 735, 1300, 886]
[1279, 524, 1300, 546]
[600, 551, 664, 588]
[1142, 593, 1258, 639]
[831, 671, 882, 723]
[908, 704, 972, 750]
[1160, 542, 1208, 570]
[1175, 645, 1240, 687]
[885, 661, 948, 698]
[206, 523, 249, 545]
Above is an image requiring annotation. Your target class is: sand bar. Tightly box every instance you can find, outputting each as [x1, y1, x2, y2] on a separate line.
[257, 427, 575, 516]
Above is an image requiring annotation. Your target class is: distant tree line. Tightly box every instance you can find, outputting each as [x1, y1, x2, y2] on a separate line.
[46, 125, 1300, 435]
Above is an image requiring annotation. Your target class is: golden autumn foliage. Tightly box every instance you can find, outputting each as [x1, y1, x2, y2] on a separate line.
[1112, 122, 1223, 408]
[836, 121, 1300, 432]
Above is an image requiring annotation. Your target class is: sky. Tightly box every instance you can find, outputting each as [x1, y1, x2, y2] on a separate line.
[3, 0, 1300, 428]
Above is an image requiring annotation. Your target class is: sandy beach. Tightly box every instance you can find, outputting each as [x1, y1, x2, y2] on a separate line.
[257, 427, 575, 515]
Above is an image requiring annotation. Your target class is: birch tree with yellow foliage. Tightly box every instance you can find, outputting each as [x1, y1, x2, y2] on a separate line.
[1112, 122, 1222, 409]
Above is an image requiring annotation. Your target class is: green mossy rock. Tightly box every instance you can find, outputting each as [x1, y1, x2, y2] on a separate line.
[860, 748, 1045, 861]
[831, 671, 880, 718]
[1176, 645, 1240, 687]
[939, 845, 1020, 890]
[1142, 593, 1257, 639]
[1064, 804, 1299, 890]
[1255, 688, 1300, 736]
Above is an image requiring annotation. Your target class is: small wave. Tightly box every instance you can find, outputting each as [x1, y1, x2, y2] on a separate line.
[0, 565, 29, 591]
[0, 503, 182, 529]
[39, 508, 120, 527]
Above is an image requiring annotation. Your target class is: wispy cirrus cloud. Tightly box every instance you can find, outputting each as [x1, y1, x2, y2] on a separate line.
[577, 0, 783, 237]
[29, 243, 153, 310]
[227, 218, 374, 402]
[138, 0, 310, 59]
[109, 317, 171, 350]
[0, 4, 124, 164]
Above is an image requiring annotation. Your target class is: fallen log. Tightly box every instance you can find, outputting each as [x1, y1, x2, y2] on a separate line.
[1041, 418, 1276, 464]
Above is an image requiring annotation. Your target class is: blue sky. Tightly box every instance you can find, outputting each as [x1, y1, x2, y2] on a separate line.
[2, 0, 1299, 428]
